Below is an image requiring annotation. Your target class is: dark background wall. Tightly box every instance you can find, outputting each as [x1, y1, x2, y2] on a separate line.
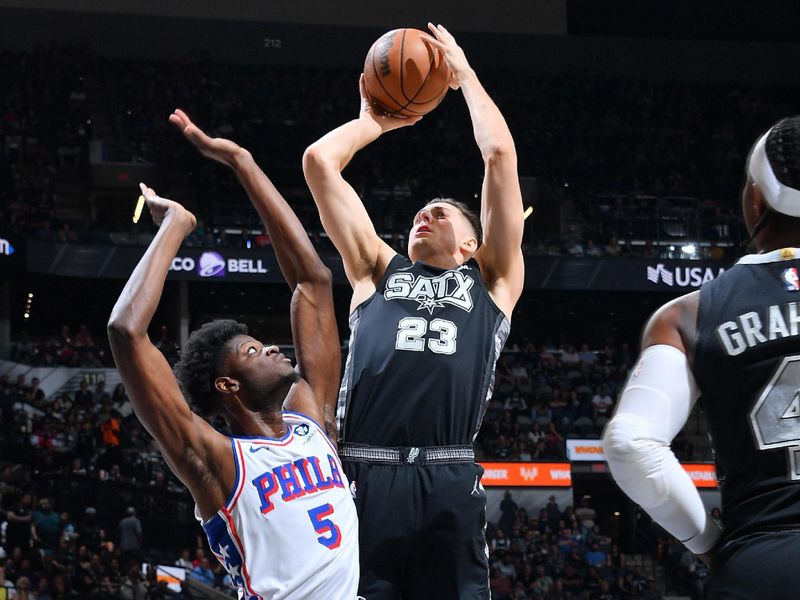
[1, 2, 798, 83]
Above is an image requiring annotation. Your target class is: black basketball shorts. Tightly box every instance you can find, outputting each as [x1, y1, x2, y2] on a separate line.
[343, 459, 490, 600]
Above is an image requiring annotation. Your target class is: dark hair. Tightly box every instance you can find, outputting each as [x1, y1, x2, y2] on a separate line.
[749, 116, 800, 240]
[424, 197, 482, 245]
[766, 116, 800, 190]
[174, 319, 248, 417]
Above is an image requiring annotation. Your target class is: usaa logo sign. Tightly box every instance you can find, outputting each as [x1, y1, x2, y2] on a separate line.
[0, 238, 14, 256]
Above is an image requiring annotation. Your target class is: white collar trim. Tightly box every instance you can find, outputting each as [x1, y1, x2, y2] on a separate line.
[736, 248, 800, 264]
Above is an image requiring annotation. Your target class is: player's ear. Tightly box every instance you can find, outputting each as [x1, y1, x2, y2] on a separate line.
[461, 236, 478, 257]
[751, 181, 767, 217]
[215, 376, 239, 397]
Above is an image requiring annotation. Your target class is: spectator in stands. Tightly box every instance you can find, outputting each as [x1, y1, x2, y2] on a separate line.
[175, 548, 192, 571]
[32, 498, 60, 556]
[591, 385, 614, 422]
[499, 492, 519, 533]
[13, 576, 31, 599]
[189, 558, 215, 586]
[93, 382, 109, 405]
[561, 345, 580, 366]
[490, 565, 513, 599]
[5, 492, 33, 553]
[72, 381, 92, 408]
[117, 507, 142, 561]
[585, 542, 607, 568]
[575, 496, 598, 535]
[0, 567, 15, 597]
[119, 564, 148, 600]
[504, 389, 527, 414]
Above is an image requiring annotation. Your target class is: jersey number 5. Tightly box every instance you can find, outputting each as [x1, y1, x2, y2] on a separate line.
[395, 317, 457, 355]
[307, 504, 342, 549]
[750, 355, 800, 480]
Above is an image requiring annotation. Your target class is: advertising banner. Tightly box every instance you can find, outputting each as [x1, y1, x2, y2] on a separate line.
[566, 439, 606, 462]
[24, 240, 731, 291]
[479, 462, 572, 487]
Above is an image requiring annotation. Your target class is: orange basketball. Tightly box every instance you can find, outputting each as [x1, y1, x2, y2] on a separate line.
[363, 28, 451, 118]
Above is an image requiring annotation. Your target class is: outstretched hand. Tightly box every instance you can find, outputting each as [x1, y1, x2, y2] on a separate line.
[358, 74, 422, 133]
[169, 109, 246, 168]
[422, 23, 471, 90]
[139, 183, 196, 233]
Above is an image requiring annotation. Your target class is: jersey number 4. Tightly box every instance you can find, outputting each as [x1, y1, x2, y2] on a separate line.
[750, 355, 800, 480]
[395, 317, 457, 355]
[307, 504, 342, 549]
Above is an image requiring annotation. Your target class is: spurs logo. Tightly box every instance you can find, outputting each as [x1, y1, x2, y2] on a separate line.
[385, 271, 475, 314]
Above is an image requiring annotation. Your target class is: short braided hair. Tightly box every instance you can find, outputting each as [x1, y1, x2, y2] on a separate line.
[174, 319, 248, 417]
[765, 116, 800, 190]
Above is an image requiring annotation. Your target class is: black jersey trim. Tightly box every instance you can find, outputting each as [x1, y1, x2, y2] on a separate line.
[467, 257, 509, 321]
[347, 254, 406, 318]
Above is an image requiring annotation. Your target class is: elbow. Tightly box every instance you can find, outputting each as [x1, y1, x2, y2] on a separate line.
[107, 311, 140, 343]
[107, 319, 132, 343]
[603, 414, 670, 508]
[304, 264, 333, 287]
[302, 145, 335, 176]
[603, 414, 643, 465]
[481, 141, 516, 165]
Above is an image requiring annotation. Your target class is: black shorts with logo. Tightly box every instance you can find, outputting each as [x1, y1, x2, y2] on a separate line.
[342, 449, 489, 600]
[706, 529, 800, 599]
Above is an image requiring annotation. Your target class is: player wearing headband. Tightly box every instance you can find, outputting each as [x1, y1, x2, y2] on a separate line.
[604, 116, 800, 599]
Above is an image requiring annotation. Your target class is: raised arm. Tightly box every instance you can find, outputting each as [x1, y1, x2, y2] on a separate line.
[302, 78, 416, 304]
[424, 24, 524, 318]
[107, 184, 230, 517]
[169, 110, 340, 433]
[603, 292, 721, 562]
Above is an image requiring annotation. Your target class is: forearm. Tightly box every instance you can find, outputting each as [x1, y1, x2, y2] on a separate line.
[231, 151, 328, 289]
[603, 345, 721, 554]
[305, 117, 382, 172]
[459, 71, 516, 160]
[108, 215, 190, 337]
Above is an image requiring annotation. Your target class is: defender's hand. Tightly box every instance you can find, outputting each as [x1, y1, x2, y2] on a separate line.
[358, 74, 422, 133]
[169, 108, 247, 168]
[422, 23, 472, 90]
[139, 183, 196, 233]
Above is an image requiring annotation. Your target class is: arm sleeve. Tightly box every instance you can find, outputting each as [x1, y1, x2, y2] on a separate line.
[602, 344, 722, 554]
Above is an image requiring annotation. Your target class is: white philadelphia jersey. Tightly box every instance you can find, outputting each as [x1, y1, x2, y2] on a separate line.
[197, 412, 359, 600]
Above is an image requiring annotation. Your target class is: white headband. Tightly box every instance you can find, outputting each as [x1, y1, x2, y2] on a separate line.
[748, 127, 800, 217]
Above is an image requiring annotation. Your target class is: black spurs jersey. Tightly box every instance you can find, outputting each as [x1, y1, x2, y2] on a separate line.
[694, 248, 800, 542]
[337, 255, 510, 447]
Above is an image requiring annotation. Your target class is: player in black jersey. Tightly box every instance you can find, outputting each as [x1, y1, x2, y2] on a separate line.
[303, 24, 524, 599]
[604, 116, 800, 599]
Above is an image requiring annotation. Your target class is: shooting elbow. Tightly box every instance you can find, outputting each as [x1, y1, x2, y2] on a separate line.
[481, 141, 516, 165]
[302, 145, 333, 177]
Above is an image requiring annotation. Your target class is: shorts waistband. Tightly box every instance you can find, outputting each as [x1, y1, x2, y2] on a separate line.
[338, 443, 475, 465]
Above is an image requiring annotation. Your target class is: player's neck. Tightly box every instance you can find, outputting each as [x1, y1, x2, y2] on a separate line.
[411, 251, 463, 270]
[756, 233, 800, 254]
[229, 403, 288, 439]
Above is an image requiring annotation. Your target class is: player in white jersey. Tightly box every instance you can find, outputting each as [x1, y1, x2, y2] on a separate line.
[108, 110, 358, 599]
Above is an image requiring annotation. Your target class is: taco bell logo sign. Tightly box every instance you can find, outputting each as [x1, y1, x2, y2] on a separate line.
[197, 252, 226, 277]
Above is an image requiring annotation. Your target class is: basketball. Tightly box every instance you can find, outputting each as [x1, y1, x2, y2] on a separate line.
[363, 28, 451, 118]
